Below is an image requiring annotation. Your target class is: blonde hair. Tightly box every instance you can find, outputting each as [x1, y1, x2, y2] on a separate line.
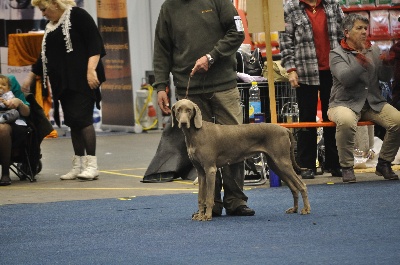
[31, 0, 76, 10]
[0, 74, 11, 91]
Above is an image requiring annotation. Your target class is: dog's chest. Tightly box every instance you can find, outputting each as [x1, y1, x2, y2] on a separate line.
[187, 144, 197, 160]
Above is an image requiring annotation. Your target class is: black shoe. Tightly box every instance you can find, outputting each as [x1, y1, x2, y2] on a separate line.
[226, 205, 255, 216]
[342, 167, 356, 183]
[330, 167, 343, 177]
[376, 160, 399, 180]
[0, 175, 11, 186]
[300, 169, 315, 179]
[141, 172, 174, 183]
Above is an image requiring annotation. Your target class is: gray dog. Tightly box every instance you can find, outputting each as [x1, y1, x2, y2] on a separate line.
[171, 99, 311, 221]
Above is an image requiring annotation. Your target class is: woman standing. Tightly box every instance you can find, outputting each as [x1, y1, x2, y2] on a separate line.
[279, 0, 344, 179]
[22, 0, 106, 180]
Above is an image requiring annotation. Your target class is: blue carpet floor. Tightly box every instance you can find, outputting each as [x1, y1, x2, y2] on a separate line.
[1, 181, 400, 265]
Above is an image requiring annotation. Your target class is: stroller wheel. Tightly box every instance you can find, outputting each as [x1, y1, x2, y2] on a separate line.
[37, 160, 42, 174]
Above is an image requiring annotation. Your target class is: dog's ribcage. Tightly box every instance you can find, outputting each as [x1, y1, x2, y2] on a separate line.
[183, 121, 292, 168]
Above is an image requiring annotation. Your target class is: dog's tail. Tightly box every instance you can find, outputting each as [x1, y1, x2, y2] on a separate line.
[287, 129, 305, 172]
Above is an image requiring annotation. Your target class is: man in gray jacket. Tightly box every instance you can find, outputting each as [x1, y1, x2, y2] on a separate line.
[144, 0, 255, 216]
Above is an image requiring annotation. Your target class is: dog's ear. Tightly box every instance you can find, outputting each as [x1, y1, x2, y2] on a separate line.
[193, 102, 202, 129]
[171, 103, 177, 127]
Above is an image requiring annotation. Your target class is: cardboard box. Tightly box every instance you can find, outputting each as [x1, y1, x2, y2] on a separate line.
[246, 0, 285, 33]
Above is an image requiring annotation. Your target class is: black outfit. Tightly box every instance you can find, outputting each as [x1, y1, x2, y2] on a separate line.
[32, 7, 106, 128]
[296, 70, 340, 173]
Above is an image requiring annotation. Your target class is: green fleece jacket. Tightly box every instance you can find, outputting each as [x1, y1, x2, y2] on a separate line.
[153, 0, 244, 95]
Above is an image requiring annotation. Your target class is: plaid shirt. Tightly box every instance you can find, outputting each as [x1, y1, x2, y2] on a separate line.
[279, 0, 344, 85]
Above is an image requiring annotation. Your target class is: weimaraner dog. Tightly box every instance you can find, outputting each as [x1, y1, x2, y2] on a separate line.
[171, 99, 311, 221]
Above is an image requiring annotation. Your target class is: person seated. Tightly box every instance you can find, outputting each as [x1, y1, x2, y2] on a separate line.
[327, 13, 400, 183]
[0, 74, 31, 186]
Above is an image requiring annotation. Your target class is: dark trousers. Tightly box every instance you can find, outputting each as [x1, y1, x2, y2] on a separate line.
[296, 70, 340, 171]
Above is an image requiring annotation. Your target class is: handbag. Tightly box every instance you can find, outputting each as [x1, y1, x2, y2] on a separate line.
[262, 60, 289, 82]
[236, 48, 263, 76]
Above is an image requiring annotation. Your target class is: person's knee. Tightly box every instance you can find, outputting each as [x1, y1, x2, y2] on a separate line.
[0, 125, 12, 138]
[387, 116, 400, 133]
[335, 115, 356, 131]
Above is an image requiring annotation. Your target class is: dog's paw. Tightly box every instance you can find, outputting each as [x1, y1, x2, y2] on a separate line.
[285, 207, 298, 214]
[201, 214, 212, 221]
[192, 214, 212, 221]
[192, 212, 201, 221]
[300, 207, 311, 215]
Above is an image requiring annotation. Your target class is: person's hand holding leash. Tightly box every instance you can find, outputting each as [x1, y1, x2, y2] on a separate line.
[190, 55, 209, 76]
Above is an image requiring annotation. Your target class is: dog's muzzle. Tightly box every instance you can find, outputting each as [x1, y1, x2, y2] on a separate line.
[177, 114, 191, 128]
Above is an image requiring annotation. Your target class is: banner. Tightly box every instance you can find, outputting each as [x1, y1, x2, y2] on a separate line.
[0, 0, 84, 79]
[97, 0, 135, 130]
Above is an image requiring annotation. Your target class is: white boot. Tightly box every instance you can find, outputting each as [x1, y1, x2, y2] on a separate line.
[60, 155, 83, 180]
[77, 155, 99, 180]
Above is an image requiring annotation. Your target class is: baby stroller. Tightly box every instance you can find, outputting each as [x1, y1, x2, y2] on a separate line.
[9, 93, 53, 182]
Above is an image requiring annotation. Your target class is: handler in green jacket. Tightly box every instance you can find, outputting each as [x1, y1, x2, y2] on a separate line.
[145, 0, 255, 217]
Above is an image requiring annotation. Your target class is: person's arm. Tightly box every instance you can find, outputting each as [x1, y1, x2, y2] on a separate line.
[279, 8, 299, 88]
[153, 5, 173, 114]
[87, 55, 101, 89]
[2, 77, 30, 117]
[21, 71, 37, 93]
[390, 40, 400, 59]
[21, 56, 43, 92]
[5, 98, 30, 117]
[190, 1, 244, 76]
[375, 46, 394, 83]
[334, 3, 345, 42]
[329, 49, 366, 88]
[73, 7, 105, 89]
[279, 9, 296, 72]
[206, 1, 244, 63]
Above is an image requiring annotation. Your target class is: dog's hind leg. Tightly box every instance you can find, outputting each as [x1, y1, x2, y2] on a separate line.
[292, 177, 311, 214]
[287, 130, 311, 214]
[274, 164, 311, 215]
[267, 158, 300, 214]
[280, 174, 299, 214]
[284, 149, 311, 214]
[282, 177, 299, 214]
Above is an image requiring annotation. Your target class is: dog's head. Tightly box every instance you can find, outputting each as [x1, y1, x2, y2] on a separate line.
[171, 99, 202, 129]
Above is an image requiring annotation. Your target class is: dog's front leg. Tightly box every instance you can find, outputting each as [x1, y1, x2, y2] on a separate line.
[203, 166, 217, 221]
[192, 166, 207, 221]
